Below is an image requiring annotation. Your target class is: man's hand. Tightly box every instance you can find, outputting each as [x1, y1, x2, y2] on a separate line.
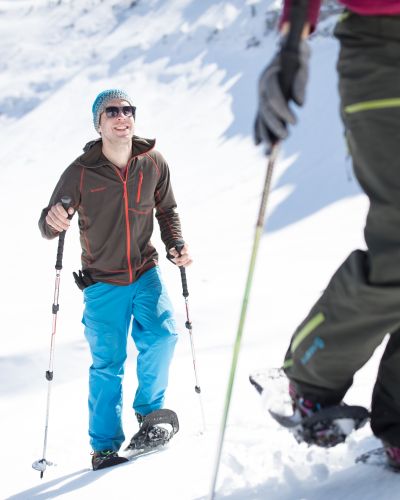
[254, 39, 310, 151]
[45, 202, 74, 233]
[168, 243, 193, 267]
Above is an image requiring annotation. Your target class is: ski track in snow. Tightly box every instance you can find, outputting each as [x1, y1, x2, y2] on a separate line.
[1, 1, 399, 499]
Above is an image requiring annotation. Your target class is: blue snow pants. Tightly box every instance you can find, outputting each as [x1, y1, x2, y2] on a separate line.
[82, 266, 178, 452]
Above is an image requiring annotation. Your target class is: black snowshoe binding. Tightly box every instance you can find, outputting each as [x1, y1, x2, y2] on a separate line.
[92, 450, 128, 471]
[125, 409, 179, 452]
[270, 402, 370, 448]
[250, 369, 369, 448]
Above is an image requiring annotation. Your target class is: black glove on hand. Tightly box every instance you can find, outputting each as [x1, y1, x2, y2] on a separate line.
[254, 39, 310, 151]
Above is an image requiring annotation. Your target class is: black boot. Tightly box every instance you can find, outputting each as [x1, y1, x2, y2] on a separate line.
[91, 450, 128, 470]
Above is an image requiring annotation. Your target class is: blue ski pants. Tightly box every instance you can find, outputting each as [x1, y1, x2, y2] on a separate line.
[82, 266, 178, 452]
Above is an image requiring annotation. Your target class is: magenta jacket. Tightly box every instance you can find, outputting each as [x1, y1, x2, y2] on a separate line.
[282, 0, 400, 31]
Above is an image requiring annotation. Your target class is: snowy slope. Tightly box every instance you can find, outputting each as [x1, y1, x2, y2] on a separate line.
[0, 1, 397, 499]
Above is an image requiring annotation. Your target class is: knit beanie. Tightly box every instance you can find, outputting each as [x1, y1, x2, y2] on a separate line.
[92, 89, 134, 132]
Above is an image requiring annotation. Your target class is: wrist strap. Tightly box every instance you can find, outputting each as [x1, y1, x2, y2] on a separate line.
[283, 0, 309, 52]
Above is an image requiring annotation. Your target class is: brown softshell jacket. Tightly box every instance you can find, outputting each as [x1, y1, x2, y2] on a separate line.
[38, 136, 182, 285]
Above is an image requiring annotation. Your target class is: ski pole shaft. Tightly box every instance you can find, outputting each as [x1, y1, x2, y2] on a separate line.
[208, 144, 280, 500]
[36, 196, 72, 479]
[184, 292, 206, 432]
[174, 241, 206, 432]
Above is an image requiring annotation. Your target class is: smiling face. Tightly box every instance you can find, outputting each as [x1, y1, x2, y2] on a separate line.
[98, 98, 135, 145]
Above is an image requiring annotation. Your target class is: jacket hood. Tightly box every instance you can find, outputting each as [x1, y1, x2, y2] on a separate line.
[77, 135, 156, 168]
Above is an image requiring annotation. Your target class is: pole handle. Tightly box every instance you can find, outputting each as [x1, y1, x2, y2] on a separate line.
[55, 196, 72, 270]
[166, 238, 185, 263]
[180, 266, 189, 298]
[175, 240, 185, 254]
[166, 239, 189, 297]
[174, 239, 189, 298]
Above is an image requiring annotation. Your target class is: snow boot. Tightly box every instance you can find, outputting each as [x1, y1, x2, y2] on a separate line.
[134, 411, 170, 443]
[91, 450, 128, 471]
[249, 370, 369, 448]
[286, 383, 369, 447]
[125, 409, 179, 451]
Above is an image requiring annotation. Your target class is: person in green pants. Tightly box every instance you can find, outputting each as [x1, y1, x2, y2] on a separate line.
[254, 0, 400, 468]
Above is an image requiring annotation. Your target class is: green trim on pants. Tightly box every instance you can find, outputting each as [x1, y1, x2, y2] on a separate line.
[290, 312, 325, 354]
[283, 12, 400, 444]
[345, 98, 400, 115]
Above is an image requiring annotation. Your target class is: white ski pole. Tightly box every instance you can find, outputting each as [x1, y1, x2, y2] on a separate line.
[33, 196, 72, 479]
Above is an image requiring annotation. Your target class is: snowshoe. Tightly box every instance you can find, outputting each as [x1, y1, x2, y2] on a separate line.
[91, 450, 128, 471]
[356, 445, 400, 472]
[270, 403, 370, 447]
[250, 369, 369, 448]
[125, 409, 179, 451]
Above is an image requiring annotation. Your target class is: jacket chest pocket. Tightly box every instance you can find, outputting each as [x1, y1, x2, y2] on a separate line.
[130, 171, 155, 214]
[136, 171, 143, 203]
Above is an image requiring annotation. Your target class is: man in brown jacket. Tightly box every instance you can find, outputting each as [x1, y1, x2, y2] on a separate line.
[39, 89, 191, 470]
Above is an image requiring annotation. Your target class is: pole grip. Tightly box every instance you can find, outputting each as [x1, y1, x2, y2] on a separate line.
[175, 239, 189, 298]
[175, 240, 185, 255]
[180, 266, 189, 298]
[166, 239, 188, 296]
[166, 239, 185, 264]
[55, 196, 72, 270]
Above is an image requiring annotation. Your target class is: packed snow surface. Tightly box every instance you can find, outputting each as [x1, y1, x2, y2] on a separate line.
[1, 1, 397, 499]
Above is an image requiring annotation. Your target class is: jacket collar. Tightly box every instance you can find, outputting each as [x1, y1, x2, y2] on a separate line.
[77, 135, 156, 168]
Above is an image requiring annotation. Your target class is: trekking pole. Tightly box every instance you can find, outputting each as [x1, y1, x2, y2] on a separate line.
[208, 144, 280, 500]
[172, 240, 206, 433]
[32, 196, 72, 479]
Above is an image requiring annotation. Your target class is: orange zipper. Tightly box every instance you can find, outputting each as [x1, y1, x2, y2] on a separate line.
[123, 181, 133, 282]
[136, 171, 143, 203]
[114, 160, 133, 283]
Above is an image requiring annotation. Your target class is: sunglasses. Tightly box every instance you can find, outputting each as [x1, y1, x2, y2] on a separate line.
[104, 106, 136, 119]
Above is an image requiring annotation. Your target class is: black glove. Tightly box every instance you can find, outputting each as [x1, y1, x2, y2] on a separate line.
[254, 39, 310, 151]
[73, 269, 97, 291]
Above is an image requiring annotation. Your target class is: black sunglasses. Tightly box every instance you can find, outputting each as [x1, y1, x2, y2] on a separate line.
[104, 106, 136, 119]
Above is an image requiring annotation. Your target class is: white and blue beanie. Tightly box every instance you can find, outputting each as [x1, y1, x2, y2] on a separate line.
[92, 89, 134, 132]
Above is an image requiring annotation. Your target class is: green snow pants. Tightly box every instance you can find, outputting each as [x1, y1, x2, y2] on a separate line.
[283, 12, 400, 446]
